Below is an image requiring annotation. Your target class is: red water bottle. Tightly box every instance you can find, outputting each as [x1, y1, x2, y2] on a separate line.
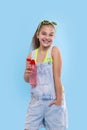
[26, 58, 37, 87]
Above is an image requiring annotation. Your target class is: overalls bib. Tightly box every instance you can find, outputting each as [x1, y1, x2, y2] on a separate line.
[31, 45, 57, 100]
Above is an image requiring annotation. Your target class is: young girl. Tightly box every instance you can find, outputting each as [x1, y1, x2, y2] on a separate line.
[24, 20, 68, 130]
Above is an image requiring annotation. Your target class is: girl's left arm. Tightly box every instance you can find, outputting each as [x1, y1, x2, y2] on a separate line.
[50, 46, 62, 106]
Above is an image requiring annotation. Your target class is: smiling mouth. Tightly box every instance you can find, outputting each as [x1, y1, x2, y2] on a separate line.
[42, 39, 51, 44]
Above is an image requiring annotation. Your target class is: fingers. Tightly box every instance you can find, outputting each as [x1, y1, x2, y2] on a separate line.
[25, 69, 32, 74]
[26, 65, 32, 71]
[49, 101, 55, 107]
[26, 61, 31, 68]
[49, 100, 62, 107]
[25, 61, 32, 74]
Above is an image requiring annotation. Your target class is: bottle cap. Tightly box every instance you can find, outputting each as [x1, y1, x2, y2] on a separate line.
[26, 58, 35, 65]
[26, 58, 31, 62]
[31, 59, 35, 65]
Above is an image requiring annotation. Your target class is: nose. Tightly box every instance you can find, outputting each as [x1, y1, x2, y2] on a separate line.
[45, 35, 50, 40]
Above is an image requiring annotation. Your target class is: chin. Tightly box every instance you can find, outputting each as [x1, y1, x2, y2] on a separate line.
[43, 45, 50, 48]
[42, 43, 52, 47]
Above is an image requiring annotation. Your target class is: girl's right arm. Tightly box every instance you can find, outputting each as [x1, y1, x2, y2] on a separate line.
[24, 53, 32, 83]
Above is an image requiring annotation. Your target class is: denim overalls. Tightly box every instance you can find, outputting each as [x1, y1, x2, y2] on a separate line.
[24, 46, 68, 130]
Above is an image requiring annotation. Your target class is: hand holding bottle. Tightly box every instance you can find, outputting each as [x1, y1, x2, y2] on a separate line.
[25, 58, 32, 75]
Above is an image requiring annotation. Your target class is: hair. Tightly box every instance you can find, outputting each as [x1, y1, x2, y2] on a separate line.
[31, 20, 57, 50]
[31, 28, 40, 50]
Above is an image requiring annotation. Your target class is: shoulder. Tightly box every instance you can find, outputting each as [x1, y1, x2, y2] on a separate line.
[27, 52, 32, 59]
[51, 46, 62, 59]
[51, 46, 62, 76]
[27, 48, 38, 59]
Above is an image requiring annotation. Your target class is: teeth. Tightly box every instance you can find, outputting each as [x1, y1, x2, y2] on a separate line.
[43, 40, 50, 43]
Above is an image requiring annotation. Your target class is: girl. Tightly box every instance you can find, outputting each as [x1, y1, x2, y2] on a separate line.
[24, 20, 68, 130]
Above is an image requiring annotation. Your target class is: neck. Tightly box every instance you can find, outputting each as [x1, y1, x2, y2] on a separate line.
[39, 45, 51, 52]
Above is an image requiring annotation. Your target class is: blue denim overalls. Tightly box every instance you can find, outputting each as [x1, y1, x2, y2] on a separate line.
[24, 46, 68, 130]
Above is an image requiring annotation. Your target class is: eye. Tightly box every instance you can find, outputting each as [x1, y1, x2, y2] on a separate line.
[42, 32, 46, 35]
[49, 34, 54, 37]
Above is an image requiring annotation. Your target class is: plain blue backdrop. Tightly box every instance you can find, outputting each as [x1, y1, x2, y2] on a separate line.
[0, 0, 87, 130]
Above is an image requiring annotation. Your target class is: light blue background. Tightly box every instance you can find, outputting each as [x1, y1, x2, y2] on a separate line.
[0, 0, 87, 130]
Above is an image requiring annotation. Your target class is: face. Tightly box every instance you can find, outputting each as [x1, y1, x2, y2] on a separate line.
[37, 25, 55, 48]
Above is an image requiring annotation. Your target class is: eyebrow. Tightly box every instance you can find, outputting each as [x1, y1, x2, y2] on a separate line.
[50, 32, 54, 33]
[41, 31, 55, 34]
